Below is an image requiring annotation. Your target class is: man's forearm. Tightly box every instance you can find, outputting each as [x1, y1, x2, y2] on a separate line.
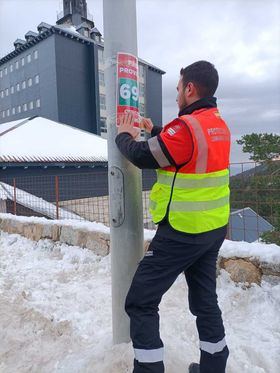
[115, 133, 160, 169]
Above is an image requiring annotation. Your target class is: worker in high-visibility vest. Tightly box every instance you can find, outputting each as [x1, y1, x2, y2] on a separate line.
[116, 60, 231, 373]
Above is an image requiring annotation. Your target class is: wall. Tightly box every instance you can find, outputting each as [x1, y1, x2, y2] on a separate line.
[1, 214, 279, 286]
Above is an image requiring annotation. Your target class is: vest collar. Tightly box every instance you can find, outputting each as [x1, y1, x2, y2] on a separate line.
[178, 97, 217, 116]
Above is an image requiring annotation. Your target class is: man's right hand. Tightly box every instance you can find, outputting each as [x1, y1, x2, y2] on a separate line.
[140, 117, 154, 133]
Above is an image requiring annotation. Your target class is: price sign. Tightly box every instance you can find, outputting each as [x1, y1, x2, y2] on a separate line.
[116, 52, 139, 127]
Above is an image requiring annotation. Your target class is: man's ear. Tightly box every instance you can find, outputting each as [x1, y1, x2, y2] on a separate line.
[185, 82, 196, 97]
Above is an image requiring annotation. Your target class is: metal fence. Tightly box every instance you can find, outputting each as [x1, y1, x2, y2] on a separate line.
[1, 161, 280, 243]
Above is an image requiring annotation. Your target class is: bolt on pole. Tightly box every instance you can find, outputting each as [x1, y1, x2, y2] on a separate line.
[103, 0, 144, 344]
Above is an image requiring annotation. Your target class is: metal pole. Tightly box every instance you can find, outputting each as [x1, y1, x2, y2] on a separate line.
[13, 178, 17, 215]
[103, 0, 144, 344]
[55, 176, 59, 220]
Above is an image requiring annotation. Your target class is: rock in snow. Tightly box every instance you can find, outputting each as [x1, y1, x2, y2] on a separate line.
[0, 230, 280, 373]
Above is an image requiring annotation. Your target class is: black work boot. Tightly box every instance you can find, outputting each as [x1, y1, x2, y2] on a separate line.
[189, 363, 200, 373]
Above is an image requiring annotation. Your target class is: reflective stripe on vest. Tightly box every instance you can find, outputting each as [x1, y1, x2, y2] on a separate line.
[148, 136, 171, 168]
[170, 195, 229, 211]
[185, 115, 208, 173]
[157, 171, 229, 189]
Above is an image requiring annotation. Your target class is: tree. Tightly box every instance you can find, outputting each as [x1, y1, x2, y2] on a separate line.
[236, 133, 280, 162]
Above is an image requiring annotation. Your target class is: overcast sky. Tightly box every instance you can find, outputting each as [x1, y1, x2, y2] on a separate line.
[0, 0, 279, 162]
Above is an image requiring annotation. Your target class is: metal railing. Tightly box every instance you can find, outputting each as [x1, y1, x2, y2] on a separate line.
[1, 162, 279, 243]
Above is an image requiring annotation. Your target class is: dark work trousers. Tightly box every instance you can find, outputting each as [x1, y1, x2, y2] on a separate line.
[125, 230, 229, 373]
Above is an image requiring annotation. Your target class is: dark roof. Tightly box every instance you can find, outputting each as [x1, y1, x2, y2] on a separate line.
[37, 22, 52, 30]
[0, 22, 165, 75]
[25, 31, 38, 38]
[76, 22, 92, 30]
[229, 207, 274, 243]
[13, 38, 26, 45]
[90, 27, 101, 35]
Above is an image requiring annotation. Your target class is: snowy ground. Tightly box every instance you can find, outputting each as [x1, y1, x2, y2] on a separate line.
[0, 230, 280, 373]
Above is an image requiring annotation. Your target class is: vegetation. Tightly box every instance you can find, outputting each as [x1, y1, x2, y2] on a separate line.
[236, 133, 280, 162]
[232, 133, 280, 245]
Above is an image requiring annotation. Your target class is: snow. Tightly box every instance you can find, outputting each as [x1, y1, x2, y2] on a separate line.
[0, 117, 108, 163]
[0, 230, 280, 373]
[0, 117, 28, 135]
[2, 213, 280, 265]
[0, 213, 110, 235]
[220, 239, 280, 264]
[0, 184, 82, 220]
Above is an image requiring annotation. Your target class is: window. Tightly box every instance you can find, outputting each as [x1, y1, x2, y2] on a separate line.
[17, 105, 21, 113]
[15, 61, 19, 69]
[98, 49, 104, 64]
[22, 81, 26, 90]
[100, 117, 107, 132]
[100, 94, 106, 110]
[35, 74, 39, 84]
[21, 57, 25, 66]
[0, 70, 2, 78]
[16, 83, 20, 92]
[23, 103, 27, 112]
[29, 101, 34, 110]
[5, 88, 9, 96]
[6, 109, 10, 117]
[0, 91, 3, 98]
[139, 64, 145, 79]
[3, 111, 5, 118]
[27, 54, 31, 63]
[139, 83, 145, 96]
[12, 107, 16, 115]
[99, 70, 105, 86]
[28, 78, 32, 87]
[33, 50, 38, 59]
[10, 86, 14, 94]
[139, 103, 145, 116]
[4, 67, 8, 75]
[10, 64, 13, 72]
[36, 98, 41, 108]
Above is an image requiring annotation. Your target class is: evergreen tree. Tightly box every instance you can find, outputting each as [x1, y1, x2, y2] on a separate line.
[236, 133, 280, 162]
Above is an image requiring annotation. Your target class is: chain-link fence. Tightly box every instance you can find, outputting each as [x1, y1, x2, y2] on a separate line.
[1, 161, 280, 243]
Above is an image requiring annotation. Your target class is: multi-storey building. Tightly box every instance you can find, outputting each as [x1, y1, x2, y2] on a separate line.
[0, 0, 165, 137]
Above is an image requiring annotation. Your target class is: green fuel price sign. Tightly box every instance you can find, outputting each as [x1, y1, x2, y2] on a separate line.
[117, 53, 139, 127]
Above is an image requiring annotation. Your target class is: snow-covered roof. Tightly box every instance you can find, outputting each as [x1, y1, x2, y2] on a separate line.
[0, 116, 108, 163]
[0, 182, 83, 220]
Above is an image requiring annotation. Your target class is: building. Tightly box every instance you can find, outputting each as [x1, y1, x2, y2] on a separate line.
[0, 116, 156, 223]
[228, 207, 274, 243]
[0, 0, 165, 137]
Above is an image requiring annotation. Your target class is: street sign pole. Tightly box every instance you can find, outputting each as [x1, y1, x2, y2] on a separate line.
[103, 0, 144, 344]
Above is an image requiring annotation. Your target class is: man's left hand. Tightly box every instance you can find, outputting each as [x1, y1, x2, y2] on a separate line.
[117, 112, 140, 139]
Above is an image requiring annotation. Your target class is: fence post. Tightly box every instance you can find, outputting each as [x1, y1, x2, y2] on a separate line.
[55, 176, 59, 220]
[13, 178, 17, 215]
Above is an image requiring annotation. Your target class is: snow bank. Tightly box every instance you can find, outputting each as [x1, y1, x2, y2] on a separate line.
[0, 231, 280, 373]
[221, 239, 280, 264]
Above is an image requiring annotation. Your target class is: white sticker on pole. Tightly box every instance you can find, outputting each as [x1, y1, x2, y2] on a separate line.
[116, 52, 140, 127]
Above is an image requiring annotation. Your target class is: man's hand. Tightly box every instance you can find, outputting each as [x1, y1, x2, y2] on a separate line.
[140, 117, 154, 133]
[117, 112, 140, 139]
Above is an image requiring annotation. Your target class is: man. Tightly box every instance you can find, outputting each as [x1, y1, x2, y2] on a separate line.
[115, 61, 231, 373]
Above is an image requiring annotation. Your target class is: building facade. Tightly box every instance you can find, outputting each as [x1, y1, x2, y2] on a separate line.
[0, 0, 165, 136]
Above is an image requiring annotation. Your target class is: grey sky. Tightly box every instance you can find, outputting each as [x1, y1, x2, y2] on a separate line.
[0, 0, 279, 162]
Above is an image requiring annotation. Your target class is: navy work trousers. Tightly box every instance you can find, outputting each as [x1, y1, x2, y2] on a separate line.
[125, 231, 229, 373]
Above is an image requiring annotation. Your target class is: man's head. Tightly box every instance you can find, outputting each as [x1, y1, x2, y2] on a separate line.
[176, 61, 219, 110]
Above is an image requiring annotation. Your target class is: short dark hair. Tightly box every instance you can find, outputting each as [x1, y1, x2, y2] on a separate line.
[180, 61, 219, 97]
